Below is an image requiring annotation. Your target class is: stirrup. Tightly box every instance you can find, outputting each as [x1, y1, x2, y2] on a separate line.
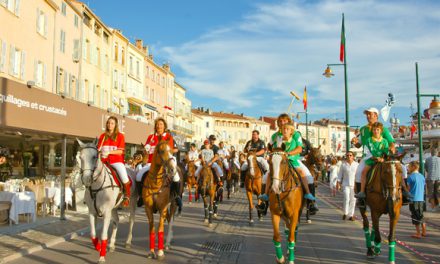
[355, 192, 366, 199]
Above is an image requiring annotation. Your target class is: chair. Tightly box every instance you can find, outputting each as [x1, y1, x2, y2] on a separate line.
[25, 182, 49, 217]
[0, 201, 11, 225]
[0, 182, 5, 191]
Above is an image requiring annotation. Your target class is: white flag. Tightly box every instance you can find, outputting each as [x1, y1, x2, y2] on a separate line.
[381, 93, 395, 122]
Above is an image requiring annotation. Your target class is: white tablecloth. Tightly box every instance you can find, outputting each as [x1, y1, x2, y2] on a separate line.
[0, 191, 36, 224]
[45, 187, 73, 207]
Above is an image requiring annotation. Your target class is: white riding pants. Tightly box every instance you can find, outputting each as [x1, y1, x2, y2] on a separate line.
[355, 158, 367, 183]
[195, 162, 223, 178]
[110, 162, 129, 184]
[343, 186, 356, 217]
[298, 160, 314, 183]
[135, 163, 151, 182]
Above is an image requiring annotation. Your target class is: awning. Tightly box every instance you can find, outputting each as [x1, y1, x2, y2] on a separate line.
[127, 96, 148, 106]
[144, 104, 157, 111]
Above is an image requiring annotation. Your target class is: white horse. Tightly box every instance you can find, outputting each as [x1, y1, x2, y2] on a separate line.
[76, 139, 136, 263]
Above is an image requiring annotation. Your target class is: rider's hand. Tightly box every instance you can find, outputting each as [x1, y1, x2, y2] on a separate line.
[208, 162, 212, 167]
[351, 137, 359, 144]
[144, 144, 151, 152]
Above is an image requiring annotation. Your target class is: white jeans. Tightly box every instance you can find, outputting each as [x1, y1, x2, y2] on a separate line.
[298, 160, 313, 183]
[343, 186, 356, 217]
[355, 158, 366, 183]
[136, 163, 151, 182]
[222, 159, 229, 170]
[241, 157, 270, 184]
[195, 162, 223, 178]
[111, 162, 129, 184]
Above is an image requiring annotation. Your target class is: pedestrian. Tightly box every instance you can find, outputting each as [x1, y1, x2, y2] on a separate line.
[337, 151, 358, 221]
[97, 116, 130, 207]
[329, 158, 338, 196]
[407, 161, 427, 238]
[425, 148, 440, 210]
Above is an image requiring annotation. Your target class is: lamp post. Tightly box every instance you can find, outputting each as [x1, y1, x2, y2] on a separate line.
[415, 62, 440, 174]
[323, 13, 350, 153]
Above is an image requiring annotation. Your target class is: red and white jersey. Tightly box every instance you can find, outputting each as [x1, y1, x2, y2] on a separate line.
[97, 132, 125, 164]
[144, 132, 174, 164]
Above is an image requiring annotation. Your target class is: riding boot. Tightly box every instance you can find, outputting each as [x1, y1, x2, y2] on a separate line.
[300, 177, 315, 200]
[122, 182, 131, 207]
[136, 181, 144, 207]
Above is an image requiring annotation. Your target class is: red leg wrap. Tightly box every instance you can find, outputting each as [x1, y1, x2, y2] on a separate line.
[158, 232, 164, 250]
[91, 237, 100, 251]
[189, 192, 192, 202]
[100, 239, 107, 257]
[149, 232, 156, 250]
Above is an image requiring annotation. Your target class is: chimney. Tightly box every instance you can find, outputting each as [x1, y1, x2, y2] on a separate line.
[240, 113, 244, 117]
[162, 63, 170, 71]
[148, 54, 153, 60]
[143, 45, 149, 56]
[201, 107, 204, 112]
[135, 39, 143, 50]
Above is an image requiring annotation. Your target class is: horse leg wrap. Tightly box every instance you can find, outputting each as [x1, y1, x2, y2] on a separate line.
[99, 239, 107, 257]
[288, 241, 295, 262]
[158, 232, 164, 250]
[374, 241, 381, 254]
[149, 232, 156, 250]
[273, 240, 283, 260]
[388, 241, 396, 262]
[91, 237, 100, 251]
[363, 228, 372, 248]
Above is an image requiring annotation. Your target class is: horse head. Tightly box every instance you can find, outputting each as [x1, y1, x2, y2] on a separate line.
[379, 153, 404, 201]
[247, 151, 260, 177]
[270, 146, 288, 194]
[76, 138, 99, 187]
[308, 146, 323, 170]
[153, 140, 177, 177]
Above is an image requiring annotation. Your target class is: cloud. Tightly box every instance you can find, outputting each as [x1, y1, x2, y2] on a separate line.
[160, 0, 440, 119]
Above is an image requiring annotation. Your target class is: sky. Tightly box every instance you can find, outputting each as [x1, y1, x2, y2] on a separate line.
[88, 0, 440, 127]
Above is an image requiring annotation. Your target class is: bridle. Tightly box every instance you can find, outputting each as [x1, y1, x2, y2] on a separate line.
[80, 145, 100, 185]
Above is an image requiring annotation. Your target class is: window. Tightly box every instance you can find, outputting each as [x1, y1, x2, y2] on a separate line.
[0, 40, 6, 72]
[83, 39, 89, 61]
[9, 46, 25, 79]
[73, 39, 80, 61]
[104, 54, 109, 73]
[69, 74, 76, 98]
[94, 23, 101, 36]
[103, 32, 109, 44]
[119, 72, 124, 91]
[56, 67, 65, 93]
[113, 69, 118, 89]
[129, 56, 133, 75]
[151, 88, 155, 102]
[146, 66, 149, 78]
[60, 30, 66, 53]
[61, 2, 66, 16]
[96, 47, 100, 67]
[36, 9, 47, 36]
[121, 48, 125, 65]
[34, 60, 46, 87]
[136, 60, 140, 79]
[114, 43, 118, 61]
[83, 13, 91, 28]
[206, 122, 209, 128]
[2, 0, 20, 15]
[74, 14, 79, 27]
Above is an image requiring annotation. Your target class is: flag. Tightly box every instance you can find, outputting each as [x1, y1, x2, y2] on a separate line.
[410, 122, 416, 139]
[337, 142, 342, 152]
[340, 14, 345, 63]
[303, 86, 307, 110]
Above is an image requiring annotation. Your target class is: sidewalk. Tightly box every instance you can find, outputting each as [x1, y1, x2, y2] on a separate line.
[0, 210, 129, 263]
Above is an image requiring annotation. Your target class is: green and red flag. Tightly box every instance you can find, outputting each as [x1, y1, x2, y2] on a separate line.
[303, 86, 307, 110]
[340, 14, 345, 63]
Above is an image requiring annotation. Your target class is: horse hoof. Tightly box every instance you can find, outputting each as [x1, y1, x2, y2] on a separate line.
[307, 219, 312, 224]
[157, 250, 165, 260]
[146, 251, 156, 259]
[213, 213, 218, 218]
[125, 243, 131, 249]
[204, 219, 209, 224]
[109, 246, 115, 253]
[276, 256, 285, 264]
[208, 223, 213, 228]
[97, 256, 106, 263]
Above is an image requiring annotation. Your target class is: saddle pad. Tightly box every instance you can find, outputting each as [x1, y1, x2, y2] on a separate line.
[105, 163, 132, 188]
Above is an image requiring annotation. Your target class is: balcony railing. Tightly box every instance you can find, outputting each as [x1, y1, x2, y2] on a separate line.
[173, 124, 194, 135]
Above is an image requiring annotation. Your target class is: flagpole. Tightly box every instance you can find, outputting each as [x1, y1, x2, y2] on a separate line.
[342, 13, 350, 153]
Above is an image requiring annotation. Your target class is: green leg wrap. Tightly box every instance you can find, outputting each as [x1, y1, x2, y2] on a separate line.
[388, 241, 396, 262]
[288, 241, 295, 262]
[374, 241, 381, 254]
[363, 228, 371, 248]
[273, 240, 283, 260]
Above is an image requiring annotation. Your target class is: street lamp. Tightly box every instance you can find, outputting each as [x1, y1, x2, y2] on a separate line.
[415, 62, 440, 174]
[323, 13, 350, 153]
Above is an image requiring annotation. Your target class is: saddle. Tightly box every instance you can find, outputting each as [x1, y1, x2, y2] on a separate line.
[104, 162, 132, 189]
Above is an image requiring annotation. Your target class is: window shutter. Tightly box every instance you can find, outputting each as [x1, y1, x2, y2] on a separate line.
[44, 14, 48, 36]
[42, 63, 47, 88]
[14, 0, 20, 16]
[33, 59, 38, 83]
[20, 50, 25, 79]
[9, 45, 15, 75]
[63, 71, 68, 94]
[0, 40, 5, 72]
[36, 8, 40, 33]
[55, 66, 60, 93]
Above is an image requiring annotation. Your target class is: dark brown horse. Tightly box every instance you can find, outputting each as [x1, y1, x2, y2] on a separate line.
[185, 160, 198, 203]
[269, 149, 304, 264]
[359, 156, 403, 263]
[244, 151, 263, 225]
[142, 141, 180, 260]
[226, 150, 240, 199]
[198, 163, 217, 227]
[302, 146, 323, 223]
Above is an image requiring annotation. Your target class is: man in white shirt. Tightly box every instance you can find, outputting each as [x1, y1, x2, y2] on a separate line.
[337, 151, 358, 221]
[217, 141, 230, 172]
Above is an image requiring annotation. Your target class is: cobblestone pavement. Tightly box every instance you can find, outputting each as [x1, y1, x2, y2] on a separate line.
[2, 183, 439, 263]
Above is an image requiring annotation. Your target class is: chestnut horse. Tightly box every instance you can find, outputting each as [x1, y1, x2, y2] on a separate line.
[244, 151, 263, 225]
[269, 149, 304, 264]
[359, 156, 403, 264]
[198, 163, 217, 227]
[226, 150, 240, 199]
[142, 141, 180, 260]
[185, 160, 199, 203]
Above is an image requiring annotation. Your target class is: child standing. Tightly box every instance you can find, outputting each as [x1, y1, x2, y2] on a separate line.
[407, 161, 427, 239]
